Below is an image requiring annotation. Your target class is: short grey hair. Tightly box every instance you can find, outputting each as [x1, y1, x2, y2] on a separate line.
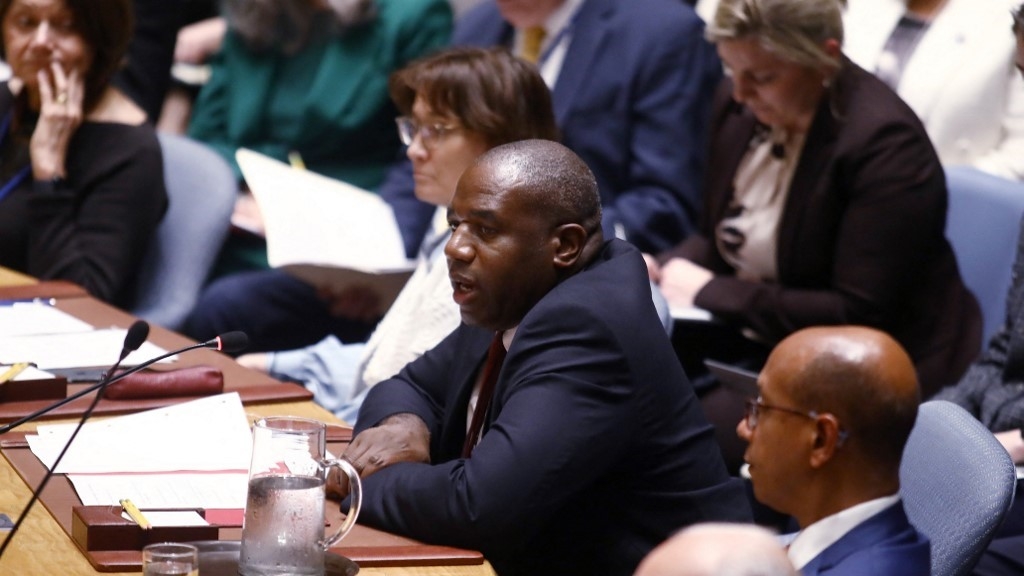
[225, 0, 376, 54]
[706, 0, 844, 71]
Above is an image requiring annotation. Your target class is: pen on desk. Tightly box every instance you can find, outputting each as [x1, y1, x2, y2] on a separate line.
[0, 362, 32, 384]
[120, 498, 151, 530]
[288, 150, 306, 170]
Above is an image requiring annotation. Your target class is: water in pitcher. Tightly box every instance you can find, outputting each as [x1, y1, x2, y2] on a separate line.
[239, 474, 326, 576]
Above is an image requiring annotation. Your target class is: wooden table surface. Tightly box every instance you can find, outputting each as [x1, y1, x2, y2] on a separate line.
[0, 268, 495, 575]
[0, 402, 496, 576]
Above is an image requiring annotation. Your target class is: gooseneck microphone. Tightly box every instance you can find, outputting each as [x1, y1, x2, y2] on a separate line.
[0, 320, 151, 560]
[0, 326, 250, 562]
[0, 330, 249, 435]
[110, 320, 151, 377]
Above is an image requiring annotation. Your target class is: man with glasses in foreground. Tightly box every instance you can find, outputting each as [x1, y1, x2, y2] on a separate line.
[738, 325, 930, 575]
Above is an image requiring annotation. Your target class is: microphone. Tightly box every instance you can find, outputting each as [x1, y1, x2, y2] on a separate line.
[108, 320, 150, 376]
[212, 330, 249, 353]
[0, 330, 249, 435]
[0, 320, 151, 560]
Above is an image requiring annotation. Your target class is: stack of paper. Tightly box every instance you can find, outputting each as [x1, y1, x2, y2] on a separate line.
[27, 393, 253, 510]
[0, 300, 93, 337]
[0, 301, 173, 370]
[237, 148, 416, 310]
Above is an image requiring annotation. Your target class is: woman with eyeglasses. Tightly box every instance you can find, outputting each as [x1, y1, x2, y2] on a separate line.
[221, 47, 558, 421]
[647, 0, 981, 469]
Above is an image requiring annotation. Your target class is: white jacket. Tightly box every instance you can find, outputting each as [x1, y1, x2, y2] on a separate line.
[844, 0, 1024, 181]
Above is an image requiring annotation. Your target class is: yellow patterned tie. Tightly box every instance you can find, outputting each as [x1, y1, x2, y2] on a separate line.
[520, 26, 547, 64]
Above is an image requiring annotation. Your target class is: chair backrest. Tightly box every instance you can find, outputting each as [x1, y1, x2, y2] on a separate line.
[944, 166, 1024, 344]
[131, 133, 236, 330]
[899, 400, 1017, 576]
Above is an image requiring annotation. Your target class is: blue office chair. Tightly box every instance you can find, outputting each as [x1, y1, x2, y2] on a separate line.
[131, 133, 236, 330]
[944, 166, 1024, 345]
[899, 400, 1017, 576]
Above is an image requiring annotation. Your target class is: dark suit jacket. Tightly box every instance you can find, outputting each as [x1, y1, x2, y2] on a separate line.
[936, 215, 1024, 430]
[353, 240, 751, 576]
[661, 59, 981, 396]
[800, 501, 930, 576]
[382, 0, 721, 256]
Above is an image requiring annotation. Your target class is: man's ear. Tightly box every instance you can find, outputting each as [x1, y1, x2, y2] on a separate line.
[808, 414, 843, 469]
[551, 223, 588, 270]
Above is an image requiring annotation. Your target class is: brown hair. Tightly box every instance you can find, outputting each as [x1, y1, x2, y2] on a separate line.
[0, 0, 134, 112]
[389, 46, 560, 148]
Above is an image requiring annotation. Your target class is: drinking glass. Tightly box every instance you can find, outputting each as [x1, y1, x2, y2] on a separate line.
[142, 542, 199, 576]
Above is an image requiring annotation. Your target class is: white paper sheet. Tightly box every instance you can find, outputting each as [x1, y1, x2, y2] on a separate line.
[669, 305, 714, 322]
[27, 392, 252, 474]
[237, 149, 416, 308]
[128, 510, 209, 528]
[71, 472, 249, 509]
[0, 328, 173, 370]
[11, 365, 58, 381]
[0, 301, 94, 337]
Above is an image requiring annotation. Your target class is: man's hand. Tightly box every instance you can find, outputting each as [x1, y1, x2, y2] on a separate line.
[327, 413, 430, 498]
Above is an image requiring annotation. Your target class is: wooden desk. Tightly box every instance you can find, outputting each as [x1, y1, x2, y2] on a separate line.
[0, 269, 495, 575]
[0, 402, 495, 576]
[0, 267, 33, 287]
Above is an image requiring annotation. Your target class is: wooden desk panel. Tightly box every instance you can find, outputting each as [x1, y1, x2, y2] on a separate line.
[0, 284, 313, 420]
[0, 405, 495, 576]
[0, 273, 496, 575]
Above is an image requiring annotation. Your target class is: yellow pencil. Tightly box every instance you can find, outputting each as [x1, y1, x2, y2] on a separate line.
[120, 498, 151, 530]
[0, 362, 31, 384]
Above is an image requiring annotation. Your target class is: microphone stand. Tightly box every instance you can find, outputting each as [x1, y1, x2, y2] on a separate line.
[0, 321, 150, 560]
[0, 335, 239, 435]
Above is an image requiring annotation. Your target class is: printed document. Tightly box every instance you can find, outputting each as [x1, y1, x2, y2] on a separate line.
[26, 393, 253, 510]
[237, 149, 415, 309]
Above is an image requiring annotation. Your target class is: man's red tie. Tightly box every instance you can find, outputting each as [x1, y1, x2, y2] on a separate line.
[462, 332, 507, 457]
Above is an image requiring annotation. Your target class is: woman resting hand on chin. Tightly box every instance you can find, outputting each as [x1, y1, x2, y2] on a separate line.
[0, 0, 166, 307]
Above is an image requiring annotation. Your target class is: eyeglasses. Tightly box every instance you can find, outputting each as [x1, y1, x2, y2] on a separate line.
[744, 398, 819, 430]
[395, 116, 460, 149]
[744, 397, 849, 443]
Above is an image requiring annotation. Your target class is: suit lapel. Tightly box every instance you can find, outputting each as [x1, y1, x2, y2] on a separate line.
[551, 0, 612, 124]
[775, 74, 842, 279]
[455, 2, 513, 48]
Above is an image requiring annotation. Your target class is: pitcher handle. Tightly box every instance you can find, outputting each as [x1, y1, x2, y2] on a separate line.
[321, 457, 362, 550]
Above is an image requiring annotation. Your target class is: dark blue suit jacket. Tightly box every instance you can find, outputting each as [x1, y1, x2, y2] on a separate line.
[353, 240, 751, 576]
[800, 502, 930, 576]
[382, 0, 721, 256]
